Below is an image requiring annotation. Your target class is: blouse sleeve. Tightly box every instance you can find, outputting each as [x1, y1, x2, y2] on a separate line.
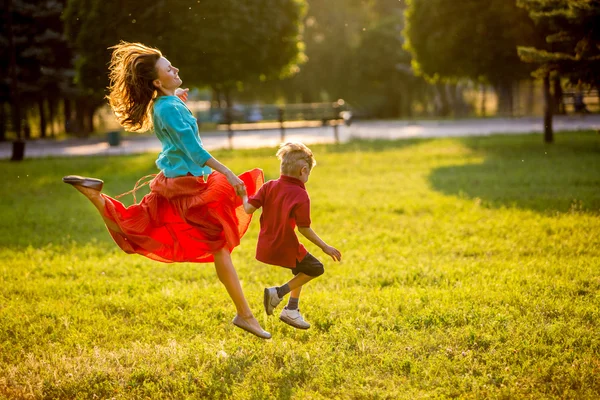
[159, 103, 212, 167]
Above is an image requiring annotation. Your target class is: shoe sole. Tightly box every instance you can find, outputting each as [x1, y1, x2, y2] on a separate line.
[62, 176, 104, 191]
[279, 316, 310, 330]
[232, 316, 272, 339]
[263, 288, 273, 316]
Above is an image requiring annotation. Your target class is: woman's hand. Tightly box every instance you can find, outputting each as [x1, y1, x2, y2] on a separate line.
[175, 88, 189, 102]
[204, 158, 245, 196]
[226, 171, 245, 196]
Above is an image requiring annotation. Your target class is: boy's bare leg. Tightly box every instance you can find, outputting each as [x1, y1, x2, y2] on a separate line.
[213, 248, 265, 331]
[72, 185, 122, 233]
[284, 273, 312, 310]
[289, 285, 302, 301]
[286, 272, 314, 292]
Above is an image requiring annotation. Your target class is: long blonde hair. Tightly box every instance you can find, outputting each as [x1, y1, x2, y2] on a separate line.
[106, 42, 162, 132]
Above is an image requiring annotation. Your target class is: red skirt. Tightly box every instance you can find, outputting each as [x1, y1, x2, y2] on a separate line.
[101, 169, 264, 263]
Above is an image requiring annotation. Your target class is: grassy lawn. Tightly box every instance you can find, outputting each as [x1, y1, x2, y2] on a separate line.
[1, 132, 599, 399]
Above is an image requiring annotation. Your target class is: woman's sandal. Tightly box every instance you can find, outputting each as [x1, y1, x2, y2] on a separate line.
[62, 175, 104, 191]
[232, 315, 272, 339]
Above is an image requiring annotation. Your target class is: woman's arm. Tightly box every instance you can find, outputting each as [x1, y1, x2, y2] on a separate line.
[205, 157, 245, 195]
[158, 103, 243, 195]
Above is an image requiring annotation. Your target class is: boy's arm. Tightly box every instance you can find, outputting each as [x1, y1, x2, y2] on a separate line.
[242, 194, 258, 214]
[297, 226, 342, 262]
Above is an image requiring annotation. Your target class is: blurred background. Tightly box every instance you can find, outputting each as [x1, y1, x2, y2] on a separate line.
[1, 0, 598, 143]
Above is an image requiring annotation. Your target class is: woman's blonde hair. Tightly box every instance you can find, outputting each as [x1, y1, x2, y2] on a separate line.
[276, 142, 316, 176]
[106, 41, 162, 132]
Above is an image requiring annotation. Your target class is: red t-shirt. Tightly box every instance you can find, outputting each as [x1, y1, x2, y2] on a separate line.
[248, 175, 311, 268]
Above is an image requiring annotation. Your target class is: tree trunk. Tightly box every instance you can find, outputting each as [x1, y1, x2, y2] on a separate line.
[23, 108, 31, 140]
[64, 97, 72, 133]
[552, 76, 564, 115]
[434, 82, 450, 117]
[452, 82, 470, 117]
[513, 81, 521, 117]
[85, 104, 95, 134]
[402, 87, 413, 118]
[0, 102, 6, 142]
[224, 89, 233, 149]
[480, 84, 486, 117]
[525, 79, 535, 116]
[386, 77, 402, 118]
[495, 82, 514, 117]
[38, 98, 47, 138]
[543, 74, 554, 143]
[445, 83, 455, 117]
[74, 99, 86, 137]
[48, 96, 56, 137]
[7, 0, 22, 142]
[212, 88, 223, 109]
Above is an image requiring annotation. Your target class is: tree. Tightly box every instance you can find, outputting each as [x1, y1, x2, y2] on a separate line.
[518, 0, 600, 142]
[64, 0, 307, 130]
[249, 0, 371, 105]
[241, 0, 434, 119]
[404, 0, 539, 115]
[0, 0, 73, 149]
[64, 0, 160, 134]
[30, 0, 74, 138]
[354, 5, 431, 118]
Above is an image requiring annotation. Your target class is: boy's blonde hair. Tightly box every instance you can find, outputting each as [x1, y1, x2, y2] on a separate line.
[276, 142, 316, 176]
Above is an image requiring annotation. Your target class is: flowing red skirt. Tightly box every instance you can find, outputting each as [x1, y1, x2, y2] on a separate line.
[101, 169, 264, 263]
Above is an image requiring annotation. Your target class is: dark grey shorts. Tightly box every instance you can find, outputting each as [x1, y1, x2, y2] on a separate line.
[292, 253, 324, 277]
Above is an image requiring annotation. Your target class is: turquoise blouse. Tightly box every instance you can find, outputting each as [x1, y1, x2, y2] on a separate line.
[152, 96, 212, 178]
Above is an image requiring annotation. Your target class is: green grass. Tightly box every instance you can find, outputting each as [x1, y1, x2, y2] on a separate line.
[1, 132, 599, 399]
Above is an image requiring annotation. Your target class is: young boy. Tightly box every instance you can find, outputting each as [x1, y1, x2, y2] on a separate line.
[241, 142, 341, 329]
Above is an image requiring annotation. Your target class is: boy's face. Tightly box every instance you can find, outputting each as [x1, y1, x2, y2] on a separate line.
[299, 164, 311, 183]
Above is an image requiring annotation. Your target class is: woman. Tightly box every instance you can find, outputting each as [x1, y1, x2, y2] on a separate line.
[63, 42, 270, 339]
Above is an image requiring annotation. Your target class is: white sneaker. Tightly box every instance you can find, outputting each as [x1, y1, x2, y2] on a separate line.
[263, 287, 283, 316]
[279, 307, 310, 330]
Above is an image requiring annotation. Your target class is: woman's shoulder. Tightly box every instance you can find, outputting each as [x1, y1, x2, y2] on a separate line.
[153, 96, 172, 112]
[154, 96, 187, 117]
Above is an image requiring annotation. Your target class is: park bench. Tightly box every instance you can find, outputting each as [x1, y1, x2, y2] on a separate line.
[561, 88, 599, 114]
[196, 100, 353, 147]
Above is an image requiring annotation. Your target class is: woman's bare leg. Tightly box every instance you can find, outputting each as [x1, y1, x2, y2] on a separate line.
[71, 186, 122, 233]
[213, 248, 265, 331]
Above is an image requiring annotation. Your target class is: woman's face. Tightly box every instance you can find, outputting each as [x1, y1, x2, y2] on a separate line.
[153, 57, 182, 94]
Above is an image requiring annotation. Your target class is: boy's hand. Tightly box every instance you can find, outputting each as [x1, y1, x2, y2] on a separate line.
[323, 245, 342, 262]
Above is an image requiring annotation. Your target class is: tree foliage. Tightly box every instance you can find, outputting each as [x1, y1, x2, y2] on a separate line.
[1, 0, 69, 98]
[353, 4, 429, 117]
[243, 0, 431, 118]
[404, 0, 538, 87]
[517, 0, 600, 87]
[64, 0, 307, 100]
[0, 0, 73, 139]
[270, 0, 371, 103]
